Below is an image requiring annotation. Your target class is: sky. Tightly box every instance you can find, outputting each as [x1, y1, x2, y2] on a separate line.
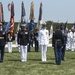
[0, 0, 75, 23]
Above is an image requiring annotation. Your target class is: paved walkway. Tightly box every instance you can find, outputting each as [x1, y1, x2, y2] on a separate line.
[5, 44, 52, 48]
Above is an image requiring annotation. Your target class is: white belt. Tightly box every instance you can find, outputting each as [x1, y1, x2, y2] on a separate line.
[0, 37, 4, 39]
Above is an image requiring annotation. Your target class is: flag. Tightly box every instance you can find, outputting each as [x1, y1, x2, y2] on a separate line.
[29, 2, 34, 31]
[21, 1, 26, 23]
[3, 22, 11, 31]
[10, 16, 14, 31]
[0, 2, 4, 26]
[8, 3, 11, 11]
[37, 2, 42, 29]
[9, 1, 14, 32]
[29, 20, 34, 30]
[29, 2, 34, 20]
[1, 3, 4, 23]
[0, 2, 2, 23]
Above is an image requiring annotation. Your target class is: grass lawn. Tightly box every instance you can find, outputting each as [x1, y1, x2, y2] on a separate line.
[0, 47, 75, 75]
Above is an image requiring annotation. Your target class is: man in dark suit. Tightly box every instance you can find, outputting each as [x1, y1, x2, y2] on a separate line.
[0, 23, 6, 62]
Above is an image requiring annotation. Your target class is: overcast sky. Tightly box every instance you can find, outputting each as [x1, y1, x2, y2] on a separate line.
[0, 0, 75, 23]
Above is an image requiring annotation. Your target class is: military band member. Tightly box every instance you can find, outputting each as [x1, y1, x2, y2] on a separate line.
[17, 24, 29, 62]
[0, 23, 6, 62]
[52, 25, 64, 65]
[38, 23, 49, 61]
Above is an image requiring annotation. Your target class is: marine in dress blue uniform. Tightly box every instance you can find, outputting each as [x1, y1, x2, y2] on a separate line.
[17, 24, 29, 62]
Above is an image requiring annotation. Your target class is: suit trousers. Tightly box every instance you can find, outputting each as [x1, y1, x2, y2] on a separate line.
[40, 45, 47, 61]
[20, 45, 27, 62]
[8, 42, 12, 53]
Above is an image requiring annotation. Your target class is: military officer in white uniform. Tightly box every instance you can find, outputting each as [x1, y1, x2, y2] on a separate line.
[69, 29, 74, 51]
[38, 23, 49, 61]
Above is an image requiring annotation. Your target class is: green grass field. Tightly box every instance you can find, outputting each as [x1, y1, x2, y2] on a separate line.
[0, 47, 75, 75]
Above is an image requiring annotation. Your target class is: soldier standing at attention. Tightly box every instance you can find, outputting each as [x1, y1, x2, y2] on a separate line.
[17, 23, 29, 62]
[7, 31, 13, 53]
[60, 25, 67, 60]
[38, 23, 49, 61]
[52, 25, 64, 65]
[0, 23, 6, 62]
[34, 28, 39, 52]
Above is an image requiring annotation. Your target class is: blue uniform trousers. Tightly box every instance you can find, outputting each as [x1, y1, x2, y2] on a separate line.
[0, 46, 5, 61]
[54, 47, 62, 65]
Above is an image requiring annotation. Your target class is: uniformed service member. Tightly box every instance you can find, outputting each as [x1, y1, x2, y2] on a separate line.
[60, 25, 67, 60]
[52, 25, 64, 65]
[0, 23, 6, 62]
[38, 23, 49, 61]
[34, 28, 39, 52]
[7, 31, 13, 53]
[17, 23, 29, 62]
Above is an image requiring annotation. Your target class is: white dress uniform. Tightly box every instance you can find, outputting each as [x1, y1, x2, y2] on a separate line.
[69, 31, 74, 51]
[73, 31, 75, 50]
[38, 28, 49, 61]
[66, 31, 70, 50]
[7, 34, 12, 53]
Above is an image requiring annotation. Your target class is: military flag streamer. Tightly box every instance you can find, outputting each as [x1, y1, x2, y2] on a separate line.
[0, 2, 4, 25]
[9, 1, 14, 33]
[21, 1, 26, 24]
[37, 2, 42, 29]
[29, 2, 34, 31]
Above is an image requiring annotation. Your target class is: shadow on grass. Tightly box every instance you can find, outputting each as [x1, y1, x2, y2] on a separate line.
[7, 59, 21, 62]
[39, 62, 55, 65]
[5, 51, 19, 53]
[28, 58, 41, 61]
[70, 58, 75, 59]
[47, 58, 55, 60]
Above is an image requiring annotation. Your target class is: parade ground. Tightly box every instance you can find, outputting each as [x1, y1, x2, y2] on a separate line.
[0, 46, 75, 75]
